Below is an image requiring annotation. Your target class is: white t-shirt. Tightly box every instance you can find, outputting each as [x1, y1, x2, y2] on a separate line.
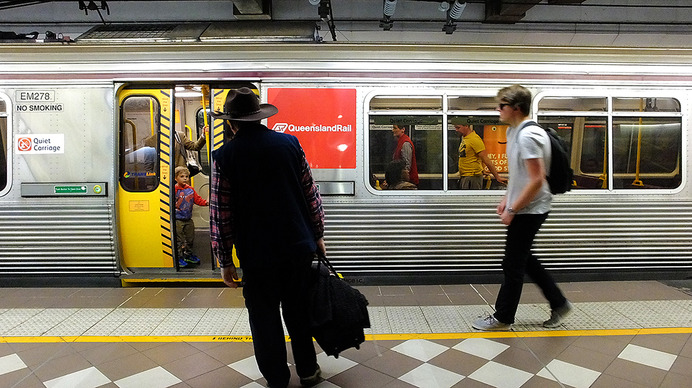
[505, 120, 552, 214]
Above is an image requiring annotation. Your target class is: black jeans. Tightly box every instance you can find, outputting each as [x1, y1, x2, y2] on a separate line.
[242, 254, 318, 388]
[494, 213, 567, 324]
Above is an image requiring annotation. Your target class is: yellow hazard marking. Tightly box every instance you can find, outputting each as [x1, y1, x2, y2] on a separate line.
[2, 327, 691, 344]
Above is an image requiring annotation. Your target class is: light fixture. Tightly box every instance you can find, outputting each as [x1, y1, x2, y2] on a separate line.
[316, 0, 337, 41]
[449, 0, 466, 20]
[443, 0, 466, 35]
[317, 0, 331, 18]
[380, 0, 397, 31]
[175, 86, 202, 98]
[78, 1, 109, 15]
[78, 1, 109, 23]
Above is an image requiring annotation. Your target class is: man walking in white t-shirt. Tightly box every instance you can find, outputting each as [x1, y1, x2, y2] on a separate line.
[473, 84, 572, 331]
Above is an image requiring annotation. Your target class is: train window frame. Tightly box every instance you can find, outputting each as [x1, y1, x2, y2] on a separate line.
[0, 92, 10, 195]
[534, 90, 685, 194]
[119, 94, 161, 193]
[365, 89, 506, 195]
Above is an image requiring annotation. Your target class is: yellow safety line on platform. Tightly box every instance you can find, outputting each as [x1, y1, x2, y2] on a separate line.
[2, 327, 691, 344]
[121, 278, 223, 283]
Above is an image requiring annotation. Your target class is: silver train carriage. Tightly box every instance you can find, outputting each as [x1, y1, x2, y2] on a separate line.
[0, 43, 690, 285]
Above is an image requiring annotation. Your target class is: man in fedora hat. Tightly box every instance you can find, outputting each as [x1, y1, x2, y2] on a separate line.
[210, 87, 325, 387]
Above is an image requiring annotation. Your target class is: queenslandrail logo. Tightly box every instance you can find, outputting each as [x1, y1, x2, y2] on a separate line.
[272, 123, 353, 133]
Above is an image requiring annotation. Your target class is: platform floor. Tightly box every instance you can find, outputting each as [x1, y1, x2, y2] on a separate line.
[0, 280, 691, 388]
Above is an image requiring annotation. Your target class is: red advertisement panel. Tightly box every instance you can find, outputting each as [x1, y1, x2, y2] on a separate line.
[267, 88, 356, 169]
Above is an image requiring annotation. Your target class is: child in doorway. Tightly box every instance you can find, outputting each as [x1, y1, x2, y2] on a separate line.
[174, 166, 208, 268]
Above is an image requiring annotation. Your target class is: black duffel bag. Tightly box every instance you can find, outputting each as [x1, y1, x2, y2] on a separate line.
[308, 255, 370, 358]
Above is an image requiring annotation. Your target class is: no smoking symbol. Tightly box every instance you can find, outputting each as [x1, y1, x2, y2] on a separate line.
[18, 137, 32, 151]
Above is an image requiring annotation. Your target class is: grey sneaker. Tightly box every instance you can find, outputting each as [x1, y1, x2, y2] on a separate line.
[472, 315, 511, 331]
[543, 300, 573, 328]
[299, 365, 321, 387]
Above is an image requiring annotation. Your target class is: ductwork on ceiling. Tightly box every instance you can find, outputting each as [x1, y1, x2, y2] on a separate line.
[77, 21, 319, 43]
[231, 0, 272, 19]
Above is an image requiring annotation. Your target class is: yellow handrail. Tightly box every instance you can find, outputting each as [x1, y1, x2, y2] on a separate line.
[149, 99, 155, 136]
[632, 98, 644, 186]
[201, 85, 211, 163]
[125, 119, 137, 149]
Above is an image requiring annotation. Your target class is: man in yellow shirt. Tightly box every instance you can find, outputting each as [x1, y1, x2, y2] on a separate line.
[456, 123, 507, 189]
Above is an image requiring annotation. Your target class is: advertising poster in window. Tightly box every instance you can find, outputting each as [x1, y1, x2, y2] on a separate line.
[267, 88, 356, 169]
[482, 124, 508, 173]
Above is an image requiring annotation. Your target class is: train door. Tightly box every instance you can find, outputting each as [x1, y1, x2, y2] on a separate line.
[117, 83, 250, 278]
[208, 86, 244, 273]
[117, 87, 177, 271]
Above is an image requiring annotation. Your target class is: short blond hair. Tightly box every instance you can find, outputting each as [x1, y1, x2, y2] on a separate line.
[496, 84, 532, 116]
[175, 166, 190, 177]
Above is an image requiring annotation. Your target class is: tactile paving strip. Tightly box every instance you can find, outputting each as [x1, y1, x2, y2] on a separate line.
[0, 299, 690, 337]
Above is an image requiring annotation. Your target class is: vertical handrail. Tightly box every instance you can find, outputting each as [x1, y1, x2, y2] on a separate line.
[149, 99, 155, 136]
[201, 85, 211, 165]
[125, 119, 137, 150]
[632, 98, 644, 186]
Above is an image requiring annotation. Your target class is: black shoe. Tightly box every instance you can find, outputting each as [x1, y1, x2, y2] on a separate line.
[544, 300, 573, 328]
[299, 365, 321, 387]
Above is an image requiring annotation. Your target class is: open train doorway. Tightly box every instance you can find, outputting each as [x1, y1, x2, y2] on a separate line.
[117, 82, 254, 283]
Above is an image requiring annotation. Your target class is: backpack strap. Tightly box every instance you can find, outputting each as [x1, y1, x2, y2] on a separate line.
[517, 120, 541, 131]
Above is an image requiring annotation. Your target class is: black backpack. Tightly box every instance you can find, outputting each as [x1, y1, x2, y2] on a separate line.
[521, 121, 573, 194]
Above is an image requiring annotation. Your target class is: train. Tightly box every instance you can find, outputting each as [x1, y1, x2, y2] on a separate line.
[1, 40, 691, 286]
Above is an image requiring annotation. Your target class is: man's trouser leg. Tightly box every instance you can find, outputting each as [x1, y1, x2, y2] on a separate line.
[243, 271, 290, 387]
[281, 254, 318, 378]
[494, 213, 547, 324]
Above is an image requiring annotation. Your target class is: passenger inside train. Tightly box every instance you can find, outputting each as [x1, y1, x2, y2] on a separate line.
[391, 123, 419, 186]
[382, 159, 416, 190]
[174, 166, 208, 268]
[453, 121, 506, 190]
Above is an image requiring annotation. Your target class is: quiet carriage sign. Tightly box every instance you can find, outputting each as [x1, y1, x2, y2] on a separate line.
[14, 90, 65, 154]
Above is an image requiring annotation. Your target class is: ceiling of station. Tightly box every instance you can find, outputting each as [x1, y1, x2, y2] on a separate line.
[0, 1, 690, 47]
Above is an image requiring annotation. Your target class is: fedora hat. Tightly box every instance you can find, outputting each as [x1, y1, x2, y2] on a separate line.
[211, 87, 278, 121]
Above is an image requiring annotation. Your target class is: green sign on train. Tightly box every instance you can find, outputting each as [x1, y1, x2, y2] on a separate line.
[54, 185, 87, 194]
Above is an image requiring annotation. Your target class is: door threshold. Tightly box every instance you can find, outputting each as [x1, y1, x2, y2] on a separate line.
[120, 269, 226, 287]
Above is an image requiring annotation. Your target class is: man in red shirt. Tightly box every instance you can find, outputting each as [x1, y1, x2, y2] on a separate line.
[392, 124, 419, 185]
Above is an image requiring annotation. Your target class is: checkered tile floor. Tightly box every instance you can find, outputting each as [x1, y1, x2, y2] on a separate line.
[0, 280, 690, 387]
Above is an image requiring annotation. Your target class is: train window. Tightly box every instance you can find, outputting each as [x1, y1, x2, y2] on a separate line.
[612, 117, 682, 189]
[538, 97, 607, 112]
[447, 115, 507, 190]
[120, 96, 160, 192]
[538, 116, 608, 190]
[538, 94, 683, 191]
[368, 115, 443, 190]
[369, 96, 442, 111]
[613, 97, 681, 112]
[0, 99, 6, 192]
[447, 96, 498, 111]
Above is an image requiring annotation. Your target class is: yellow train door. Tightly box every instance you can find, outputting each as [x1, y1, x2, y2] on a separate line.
[117, 87, 176, 270]
[210, 87, 241, 273]
[117, 84, 254, 281]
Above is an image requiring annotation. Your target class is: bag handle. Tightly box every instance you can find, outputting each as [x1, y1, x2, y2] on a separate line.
[316, 253, 338, 276]
[174, 132, 188, 159]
